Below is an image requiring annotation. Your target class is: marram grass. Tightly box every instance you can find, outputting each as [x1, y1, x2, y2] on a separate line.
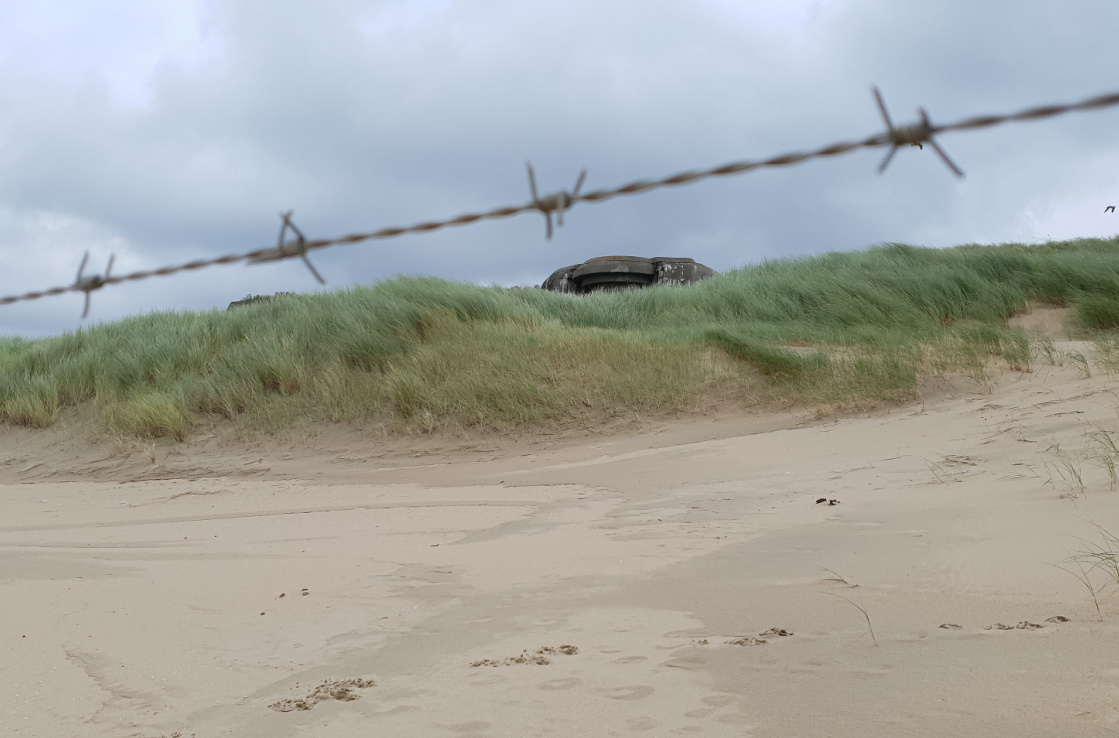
[3, 236, 1119, 440]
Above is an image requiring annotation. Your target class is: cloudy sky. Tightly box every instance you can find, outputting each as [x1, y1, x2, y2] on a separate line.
[1, 0, 1117, 337]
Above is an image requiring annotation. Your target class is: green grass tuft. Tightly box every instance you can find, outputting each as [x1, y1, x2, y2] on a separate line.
[1077, 292, 1119, 331]
[704, 328, 829, 379]
[105, 390, 191, 441]
[0, 374, 59, 428]
[3, 236, 1119, 439]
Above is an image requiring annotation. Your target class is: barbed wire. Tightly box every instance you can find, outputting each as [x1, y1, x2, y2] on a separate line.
[3, 86, 1119, 316]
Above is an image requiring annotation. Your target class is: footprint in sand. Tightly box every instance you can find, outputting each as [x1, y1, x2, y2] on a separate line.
[985, 621, 1046, 631]
[626, 716, 659, 730]
[439, 721, 492, 733]
[537, 677, 581, 691]
[945, 618, 1067, 631]
[684, 695, 746, 724]
[470, 645, 579, 668]
[604, 685, 655, 701]
[614, 655, 648, 664]
[268, 678, 375, 712]
[701, 694, 737, 708]
[467, 673, 506, 686]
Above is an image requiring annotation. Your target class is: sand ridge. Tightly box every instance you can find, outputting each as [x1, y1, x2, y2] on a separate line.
[3, 327, 1119, 735]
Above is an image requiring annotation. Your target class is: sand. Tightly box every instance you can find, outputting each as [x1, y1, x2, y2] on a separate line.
[3, 307, 1119, 737]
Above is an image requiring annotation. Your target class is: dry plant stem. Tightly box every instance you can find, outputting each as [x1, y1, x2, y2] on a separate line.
[1059, 523, 1119, 621]
[1055, 560, 1104, 621]
[1045, 443, 1086, 498]
[1067, 351, 1092, 378]
[829, 594, 878, 646]
[1080, 524, 1119, 585]
[818, 567, 856, 587]
[1087, 429, 1119, 489]
[923, 457, 948, 484]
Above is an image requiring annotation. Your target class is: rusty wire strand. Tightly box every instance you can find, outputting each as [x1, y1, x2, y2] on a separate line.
[247, 211, 326, 284]
[527, 162, 587, 240]
[74, 252, 115, 319]
[873, 86, 963, 177]
[2, 87, 1119, 313]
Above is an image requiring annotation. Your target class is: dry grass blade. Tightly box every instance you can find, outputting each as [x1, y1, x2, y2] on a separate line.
[828, 594, 878, 646]
[818, 567, 858, 587]
[1060, 523, 1119, 620]
[1053, 560, 1104, 621]
[1044, 443, 1086, 498]
[1086, 429, 1119, 490]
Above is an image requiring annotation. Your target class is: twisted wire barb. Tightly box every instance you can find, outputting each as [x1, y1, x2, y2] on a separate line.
[74, 252, 115, 319]
[527, 162, 586, 240]
[248, 211, 326, 284]
[3, 88, 1119, 314]
[872, 85, 962, 176]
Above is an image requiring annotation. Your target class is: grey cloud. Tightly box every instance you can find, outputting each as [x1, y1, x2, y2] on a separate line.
[0, 0, 1116, 336]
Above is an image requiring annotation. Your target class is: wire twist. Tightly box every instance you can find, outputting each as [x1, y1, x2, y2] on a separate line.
[247, 211, 326, 284]
[527, 163, 587, 240]
[874, 86, 962, 177]
[74, 252, 115, 319]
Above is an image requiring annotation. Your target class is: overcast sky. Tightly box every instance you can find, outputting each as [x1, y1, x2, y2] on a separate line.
[1, 0, 1117, 337]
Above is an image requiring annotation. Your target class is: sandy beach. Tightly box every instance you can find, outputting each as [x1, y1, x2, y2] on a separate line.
[3, 310, 1119, 737]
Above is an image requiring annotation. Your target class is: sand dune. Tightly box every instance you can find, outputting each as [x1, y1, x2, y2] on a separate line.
[3, 318, 1119, 736]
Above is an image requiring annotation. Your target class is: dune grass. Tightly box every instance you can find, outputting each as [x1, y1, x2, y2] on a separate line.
[2, 236, 1119, 441]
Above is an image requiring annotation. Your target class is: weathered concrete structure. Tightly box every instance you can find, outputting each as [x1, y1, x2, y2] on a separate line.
[541, 256, 717, 294]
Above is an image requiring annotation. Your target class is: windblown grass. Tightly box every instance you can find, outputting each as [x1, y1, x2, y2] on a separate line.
[1061, 523, 1119, 619]
[3, 235, 1119, 440]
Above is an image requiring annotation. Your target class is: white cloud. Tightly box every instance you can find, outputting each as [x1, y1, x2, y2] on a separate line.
[0, 0, 223, 109]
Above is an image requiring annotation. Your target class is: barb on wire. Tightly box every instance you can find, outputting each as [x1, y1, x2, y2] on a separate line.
[873, 86, 963, 177]
[3, 87, 1119, 316]
[1107, 205, 1116, 213]
[527, 163, 586, 240]
[75, 251, 115, 319]
[247, 211, 325, 284]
